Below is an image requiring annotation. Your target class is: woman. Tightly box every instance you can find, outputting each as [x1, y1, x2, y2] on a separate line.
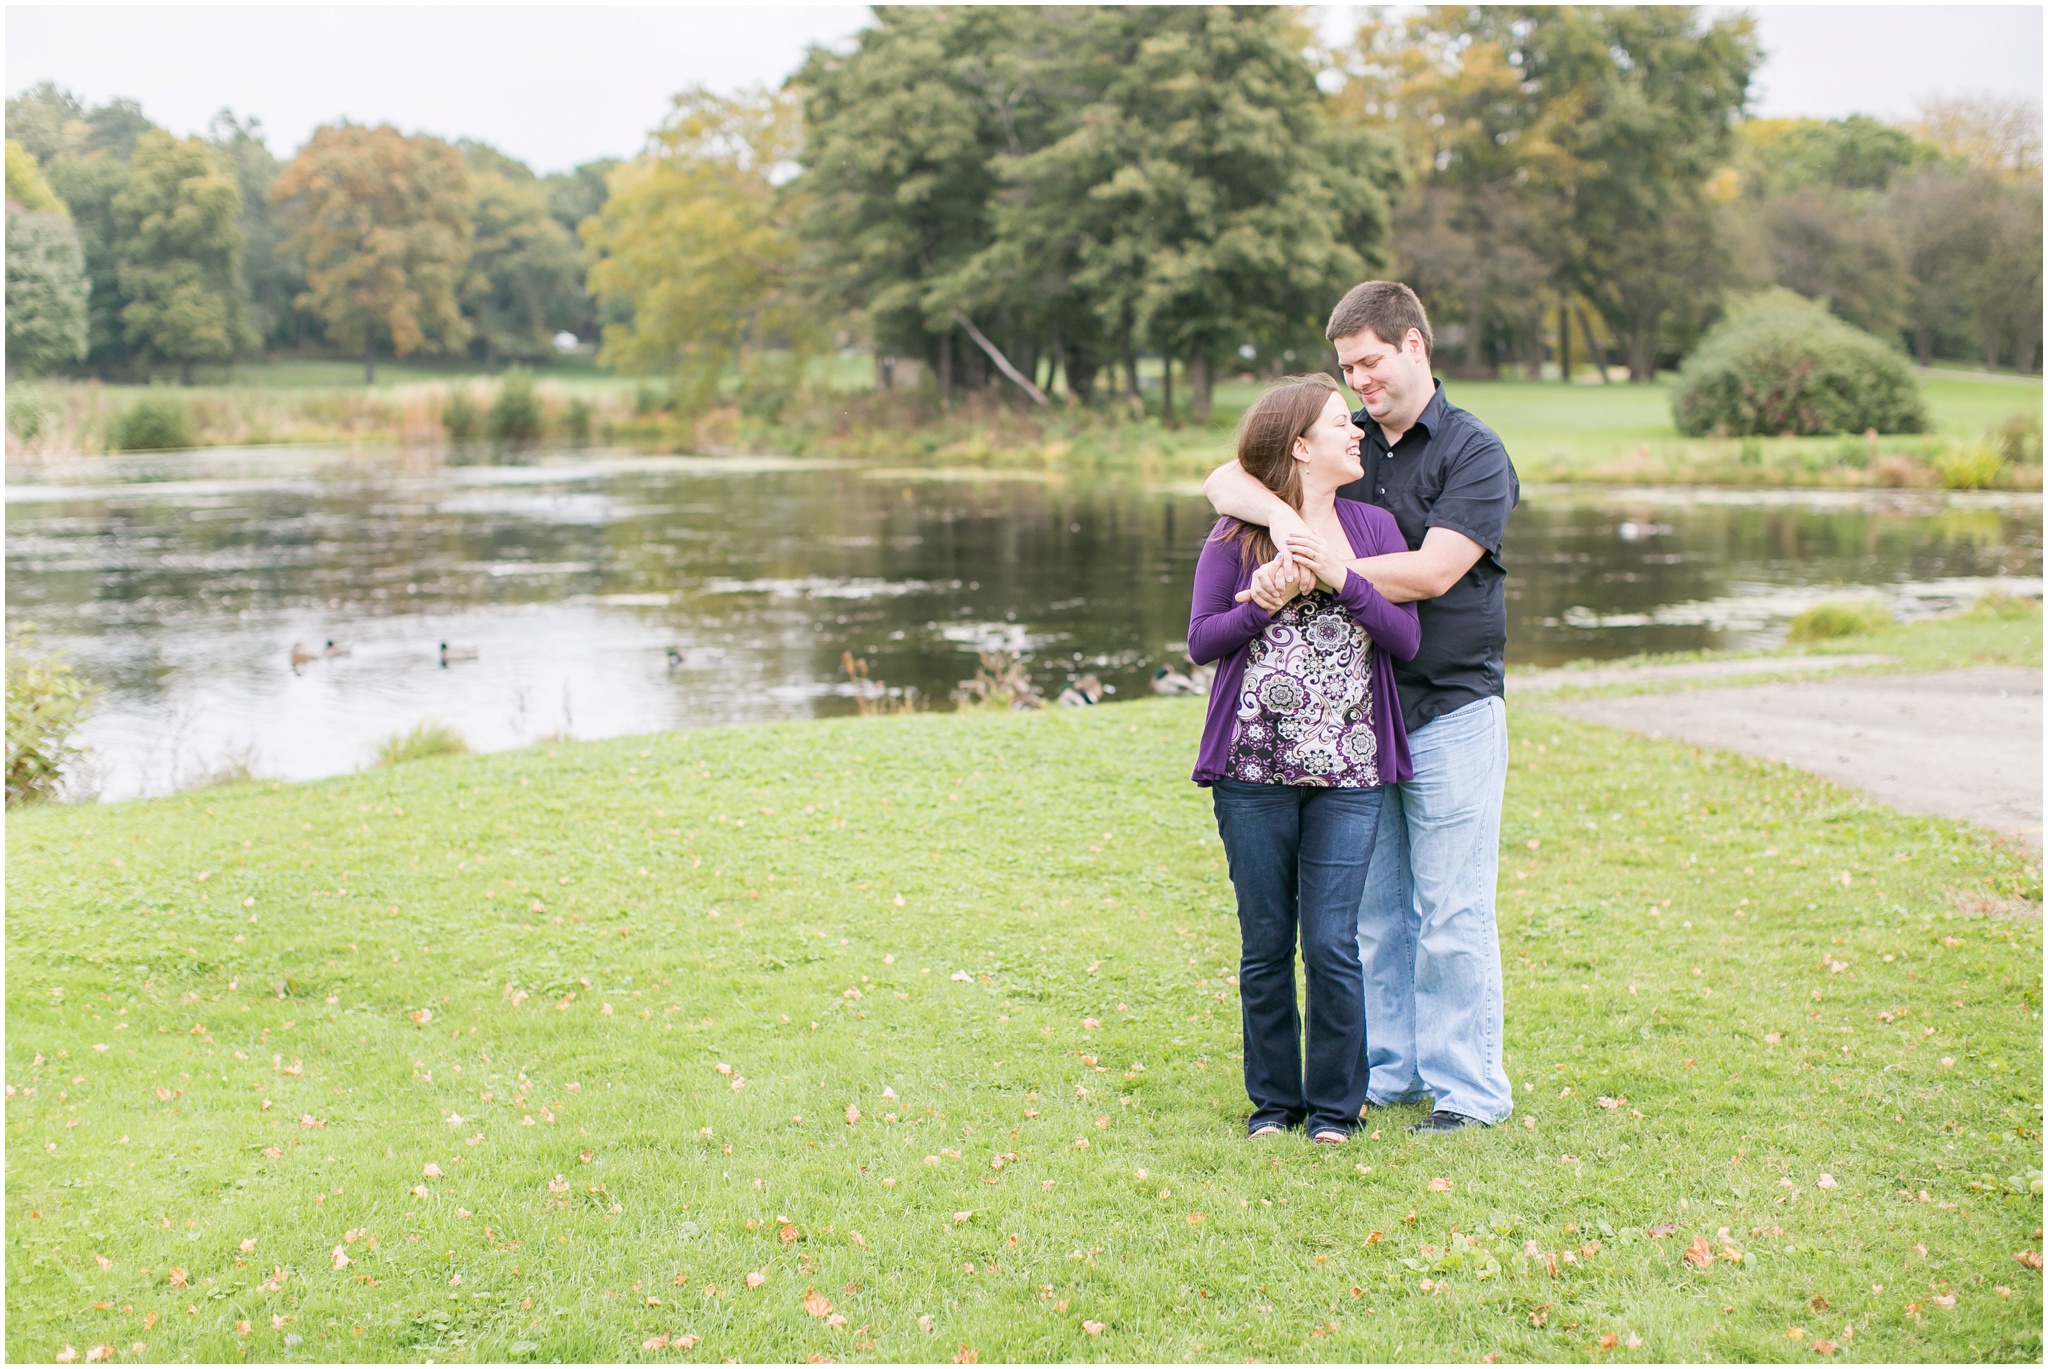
[1187, 374, 1419, 1143]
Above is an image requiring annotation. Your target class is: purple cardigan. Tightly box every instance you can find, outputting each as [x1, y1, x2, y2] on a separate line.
[1188, 499, 1420, 787]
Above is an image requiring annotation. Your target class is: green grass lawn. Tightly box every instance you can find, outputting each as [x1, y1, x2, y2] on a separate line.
[7, 695, 2041, 1362]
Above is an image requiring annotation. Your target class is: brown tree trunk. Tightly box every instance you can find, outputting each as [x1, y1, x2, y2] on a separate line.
[1120, 318, 1141, 415]
[875, 354, 894, 391]
[1465, 290, 1485, 377]
[1189, 353, 1212, 423]
[1627, 325, 1654, 382]
[1577, 306, 1611, 383]
[937, 330, 954, 410]
[1984, 331, 2002, 372]
[1558, 295, 1572, 383]
[363, 334, 377, 386]
[180, 360, 194, 386]
[1915, 325, 1933, 367]
[1160, 356, 1175, 426]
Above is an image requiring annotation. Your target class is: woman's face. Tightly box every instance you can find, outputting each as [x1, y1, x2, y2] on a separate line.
[1293, 391, 1364, 487]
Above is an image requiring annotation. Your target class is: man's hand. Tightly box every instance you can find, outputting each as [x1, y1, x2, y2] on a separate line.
[1206, 460, 1315, 587]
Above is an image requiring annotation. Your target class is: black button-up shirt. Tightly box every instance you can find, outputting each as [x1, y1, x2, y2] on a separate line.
[1337, 380, 1519, 730]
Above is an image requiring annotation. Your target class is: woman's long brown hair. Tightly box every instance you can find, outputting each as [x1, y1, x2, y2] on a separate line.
[1212, 373, 1343, 568]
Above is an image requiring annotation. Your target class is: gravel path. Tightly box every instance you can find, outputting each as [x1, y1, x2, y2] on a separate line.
[1538, 666, 2043, 847]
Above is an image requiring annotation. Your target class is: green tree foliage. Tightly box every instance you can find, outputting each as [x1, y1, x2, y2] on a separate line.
[14, 85, 163, 370]
[111, 130, 258, 382]
[269, 123, 473, 382]
[206, 111, 304, 351]
[6, 206, 90, 374]
[583, 88, 809, 410]
[1672, 290, 1927, 437]
[6, 138, 65, 212]
[1336, 6, 1756, 381]
[796, 8, 1018, 401]
[800, 6, 1400, 416]
[457, 142, 583, 367]
[5, 625, 97, 807]
[5, 139, 90, 374]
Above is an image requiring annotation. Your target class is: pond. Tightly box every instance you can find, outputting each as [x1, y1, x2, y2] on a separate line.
[6, 443, 2040, 801]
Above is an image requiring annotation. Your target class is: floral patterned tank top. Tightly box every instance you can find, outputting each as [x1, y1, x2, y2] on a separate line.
[1224, 587, 1381, 787]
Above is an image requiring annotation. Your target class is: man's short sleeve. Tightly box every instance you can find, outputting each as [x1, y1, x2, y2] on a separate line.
[1425, 427, 1518, 556]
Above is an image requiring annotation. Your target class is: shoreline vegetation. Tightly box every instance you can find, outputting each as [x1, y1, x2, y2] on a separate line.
[6, 361, 2042, 492]
[7, 662, 2041, 1362]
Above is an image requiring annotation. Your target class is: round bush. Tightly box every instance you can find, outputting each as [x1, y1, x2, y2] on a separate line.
[1672, 290, 1927, 438]
[486, 368, 544, 442]
[1785, 598, 1893, 643]
[111, 391, 195, 451]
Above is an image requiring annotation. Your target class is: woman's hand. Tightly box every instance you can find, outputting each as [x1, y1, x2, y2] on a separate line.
[1283, 530, 1349, 592]
[1240, 556, 1304, 612]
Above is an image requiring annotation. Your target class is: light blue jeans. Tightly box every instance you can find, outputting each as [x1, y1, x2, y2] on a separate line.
[1356, 695, 1513, 1123]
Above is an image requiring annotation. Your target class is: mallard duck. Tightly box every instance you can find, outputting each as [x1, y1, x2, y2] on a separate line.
[666, 646, 727, 670]
[1057, 672, 1105, 707]
[1188, 662, 1216, 693]
[1151, 666, 1201, 695]
[439, 642, 479, 667]
[321, 639, 352, 658]
[288, 642, 320, 673]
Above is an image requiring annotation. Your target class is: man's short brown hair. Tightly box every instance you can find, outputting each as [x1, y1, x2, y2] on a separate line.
[1326, 281, 1433, 359]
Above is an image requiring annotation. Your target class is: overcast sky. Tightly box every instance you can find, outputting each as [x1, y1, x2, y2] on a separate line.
[6, 3, 2042, 174]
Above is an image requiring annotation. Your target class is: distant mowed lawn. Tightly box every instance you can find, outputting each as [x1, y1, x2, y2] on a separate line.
[6, 700, 2041, 1363]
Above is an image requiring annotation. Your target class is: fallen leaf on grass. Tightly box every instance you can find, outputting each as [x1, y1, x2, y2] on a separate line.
[93, 1254, 111, 1270]
[1813, 1341, 1838, 1355]
[804, 1290, 833, 1318]
[1648, 1223, 1678, 1239]
[1932, 1294, 1956, 1308]
[1598, 1333, 1619, 1350]
[1626, 1333, 1643, 1348]
[745, 1271, 766, 1290]
[1682, 1238, 1713, 1269]
[1365, 1231, 1383, 1244]
[1817, 1173, 1837, 1189]
[422, 1163, 443, 1178]
[167, 1267, 188, 1288]
[2015, 1250, 2043, 1270]
[1081, 1320, 1105, 1336]
[331, 1247, 350, 1270]
[1428, 1178, 1453, 1193]
[1186, 1213, 1205, 1225]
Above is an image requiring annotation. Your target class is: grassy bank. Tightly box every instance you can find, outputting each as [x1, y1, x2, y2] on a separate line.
[8, 361, 2040, 494]
[1513, 595, 2045, 697]
[7, 696, 2041, 1362]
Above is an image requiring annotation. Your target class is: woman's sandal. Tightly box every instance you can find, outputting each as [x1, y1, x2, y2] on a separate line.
[1310, 1129, 1348, 1145]
[1248, 1124, 1286, 1140]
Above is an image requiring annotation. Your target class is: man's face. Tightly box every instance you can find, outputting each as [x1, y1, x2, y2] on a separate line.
[1334, 328, 1430, 428]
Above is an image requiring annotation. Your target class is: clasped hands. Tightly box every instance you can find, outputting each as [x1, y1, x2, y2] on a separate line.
[1234, 529, 1349, 612]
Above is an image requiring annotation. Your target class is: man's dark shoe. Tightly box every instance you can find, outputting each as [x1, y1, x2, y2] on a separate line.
[1407, 1109, 1487, 1134]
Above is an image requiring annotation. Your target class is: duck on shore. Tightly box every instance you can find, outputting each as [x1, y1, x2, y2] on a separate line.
[439, 642, 479, 667]
[1150, 666, 1202, 695]
[1057, 673, 1106, 707]
[321, 640, 352, 658]
[288, 642, 320, 674]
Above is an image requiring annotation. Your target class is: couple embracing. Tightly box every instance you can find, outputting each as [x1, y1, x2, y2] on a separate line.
[1189, 281, 1519, 1144]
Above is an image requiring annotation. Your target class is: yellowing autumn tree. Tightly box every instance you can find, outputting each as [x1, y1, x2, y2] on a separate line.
[269, 123, 472, 382]
[582, 88, 810, 411]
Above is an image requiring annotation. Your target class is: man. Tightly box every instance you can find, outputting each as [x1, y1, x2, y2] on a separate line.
[1202, 281, 1518, 1133]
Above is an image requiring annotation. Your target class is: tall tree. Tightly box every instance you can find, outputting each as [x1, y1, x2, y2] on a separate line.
[110, 130, 257, 382]
[269, 123, 473, 383]
[206, 110, 302, 351]
[796, 7, 1033, 404]
[457, 142, 583, 368]
[583, 89, 810, 408]
[5, 142, 89, 374]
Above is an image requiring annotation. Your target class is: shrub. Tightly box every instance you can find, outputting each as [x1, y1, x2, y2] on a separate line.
[6, 625, 97, 806]
[8, 393, 47, 441]
[487, 367, 544, 441]
[633, 381, 666, 416]
[563, 396, 593, 440]
[1933, 442, 2004, 490]
[374, 720, 469, 767]
[111, 389, 195, 451]
[1969, 589, 2042, 620]
[1672, 290, 1927, 438]
[1989, 408, 2042, 466]
[442, 387, 480, 439]
[1785, 598, 1894, 643]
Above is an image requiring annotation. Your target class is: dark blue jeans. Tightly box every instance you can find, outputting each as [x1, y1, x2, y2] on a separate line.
[1212, 779, 1384, 1136]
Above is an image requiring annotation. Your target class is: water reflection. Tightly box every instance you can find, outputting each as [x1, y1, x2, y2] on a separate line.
[5, 444, 2039, 800]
